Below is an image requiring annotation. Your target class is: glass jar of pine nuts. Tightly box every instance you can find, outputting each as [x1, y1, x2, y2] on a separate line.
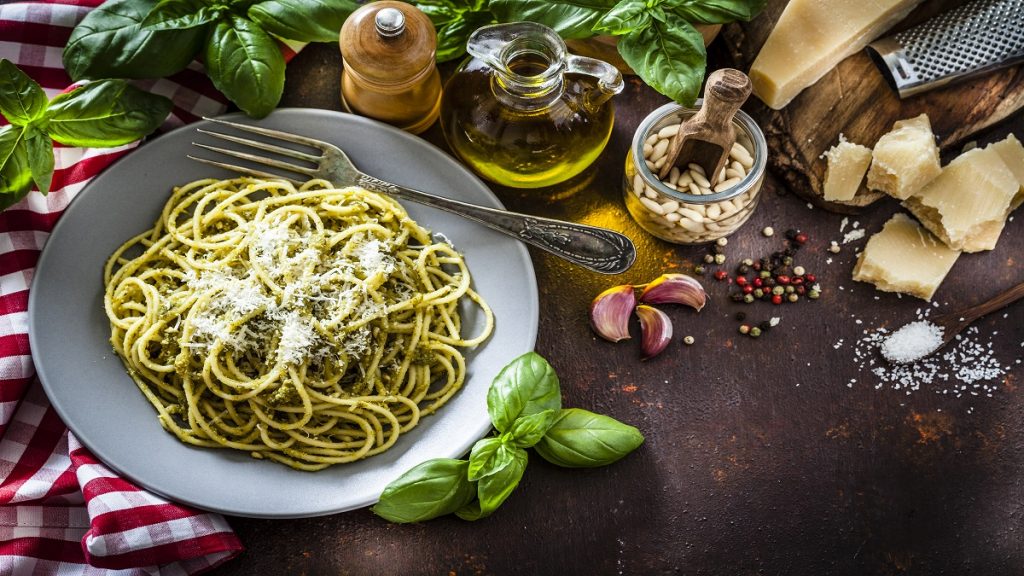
[624, 101, 767, 244]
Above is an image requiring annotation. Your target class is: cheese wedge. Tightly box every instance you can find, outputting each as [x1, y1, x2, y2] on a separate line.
[823, 137, 872, 201]
[853, 213, 960, 301]
[989, 134, 1024, 203]
[902, 146, 1019, 252]
[866, 114, 941, 200]
[749, 0, 924, 110]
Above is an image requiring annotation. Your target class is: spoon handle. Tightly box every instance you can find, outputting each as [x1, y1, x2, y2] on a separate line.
[945, 280, 1024, 329]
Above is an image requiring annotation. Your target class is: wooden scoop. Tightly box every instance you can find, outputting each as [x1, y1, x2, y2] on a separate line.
[930, 281, 1024, 349]
[658, 68, 752, 188]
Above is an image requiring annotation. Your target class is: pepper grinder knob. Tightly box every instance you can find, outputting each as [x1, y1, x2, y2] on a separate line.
[375, 8, 405, 38]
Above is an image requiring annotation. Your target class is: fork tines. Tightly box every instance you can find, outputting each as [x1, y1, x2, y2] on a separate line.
[188, 117, 324, 185]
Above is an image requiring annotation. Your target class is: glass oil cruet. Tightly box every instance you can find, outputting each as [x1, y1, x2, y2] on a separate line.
[440, 22, 624, 188]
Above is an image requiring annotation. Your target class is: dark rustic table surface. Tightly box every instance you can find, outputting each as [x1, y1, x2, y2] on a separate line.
[200, 42, 1024, 576]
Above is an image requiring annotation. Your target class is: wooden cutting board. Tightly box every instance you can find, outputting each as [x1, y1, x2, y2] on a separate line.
[720, 0, 1024, 213]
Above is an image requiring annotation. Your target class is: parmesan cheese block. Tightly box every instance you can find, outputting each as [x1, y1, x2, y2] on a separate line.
[866, 114, 941, 200]
[852, 213, 960, 301]
[902, 146, 1020, 253]
[823, 137, 872, 202]
[749, 0, 923, 110]
[989, 134, 1024, 202]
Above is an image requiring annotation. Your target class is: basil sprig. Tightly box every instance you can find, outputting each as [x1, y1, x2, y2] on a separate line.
[372, 352, 644, 524]
[63, 0, 357, 118]
[0, 60, 171, 209]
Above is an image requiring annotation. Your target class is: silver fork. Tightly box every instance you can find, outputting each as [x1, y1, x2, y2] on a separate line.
[188, 117, 636, 275]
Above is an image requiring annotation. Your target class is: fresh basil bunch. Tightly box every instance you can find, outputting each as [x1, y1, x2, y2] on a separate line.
[62, 0, 358, 118]
[0, 60, 171, 209]
[425, 0, 766, 106]
[372, 352, 644, 523]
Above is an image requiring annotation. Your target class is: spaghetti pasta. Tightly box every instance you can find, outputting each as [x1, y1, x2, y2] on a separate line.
[104, 177, 493, 471]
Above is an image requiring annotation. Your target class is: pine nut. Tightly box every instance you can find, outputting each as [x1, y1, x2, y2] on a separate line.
[651, 139, 670, 162]
[658, 124, 680, 139]
[687, 163, 706, 175]
[640, 197, 664, 214]
[661, 200, 679, 213]
[669, 166, 681, 186]
[690, 170, 711, 189]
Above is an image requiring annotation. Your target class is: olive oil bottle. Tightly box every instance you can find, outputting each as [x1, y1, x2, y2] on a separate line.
[440, 22, 624, 189]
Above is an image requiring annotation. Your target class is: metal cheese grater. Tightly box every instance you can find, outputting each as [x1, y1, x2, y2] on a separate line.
[867, 0, 1024, 98]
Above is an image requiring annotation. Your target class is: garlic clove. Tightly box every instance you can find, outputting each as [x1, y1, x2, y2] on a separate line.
[590, 285, 636, 342]
[636, 305, 672, 360]
[639, 273, 706, 311]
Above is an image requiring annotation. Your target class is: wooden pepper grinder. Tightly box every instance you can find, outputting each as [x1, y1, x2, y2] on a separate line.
[658, 68, 752, 187]
[339, 1, 441, 134]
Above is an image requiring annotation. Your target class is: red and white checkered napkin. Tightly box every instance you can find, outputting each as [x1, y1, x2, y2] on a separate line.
[0, 0, 308, 572]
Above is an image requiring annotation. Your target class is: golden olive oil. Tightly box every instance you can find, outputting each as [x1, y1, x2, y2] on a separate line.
[440, 55, 616, 189]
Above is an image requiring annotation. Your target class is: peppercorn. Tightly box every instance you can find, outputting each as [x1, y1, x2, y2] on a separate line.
[808, 289, 820, 300]
[714, 254, 726, 265]
[772, 286, 785, 296]
[736, 276, 748, 286]
[753, 277, 763, 288]
[759, 270, 771, 279]
[805, 273, 816, 283]
[739, 324, 750, 335]
[782, 256, 794, 266]
[683, 336, 695, 345]
[785, 285, 795, 294]
[776, 274, 791, 285]
[763, 278, 775, 287]
[796, 286, 806, 295]
[752, 261, 762, 271]
[759, 321, 772, 331]
[793, 266, 806, 276]
[795, 232, 808, 245]
[743, 294, 755, 304]
[714, 269, 728, 281]
[792, 277, 804, 286]
[694, 265, 705, 275]
[704, 254, 715, 264]
[742, 285, 753, 294]
[771, 294, 783, 305]
[788, 293, 799, 303]
[735, 312, 746, 321]
[716, 237, 728, 247]
[749, 327, 762, 338]
[730, 292, 744, 302]
[785, 229, 798, 241]
[762, 226, 774, 237]
[742, 258, 754, 267]
[737, 264, 749, 275]
[713, 244, 725, 255]
[753, 288, 764, 298]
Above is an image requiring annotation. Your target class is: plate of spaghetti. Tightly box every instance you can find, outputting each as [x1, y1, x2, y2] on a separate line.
[28, 109, 538, 518]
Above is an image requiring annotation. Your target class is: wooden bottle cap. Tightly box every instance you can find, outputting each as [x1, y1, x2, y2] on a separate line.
[340, 1, 436, 85]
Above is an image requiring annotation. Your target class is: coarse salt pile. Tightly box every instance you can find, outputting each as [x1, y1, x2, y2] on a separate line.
[880, 320, 944, 364]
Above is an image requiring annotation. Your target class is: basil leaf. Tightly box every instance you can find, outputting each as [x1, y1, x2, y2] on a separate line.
[45, 80, 172, 148]
[372, 458, 476, 523]
[666, 0, 766, 24]
[0, 60, 47, 125]
[63, 0, 205, 80]
[534, 408, 644, 468]
[488, 0, 617, 39]
[248, 0, 359, 43]
[0, 126, 32, 206]
[23, 127, 53, 196]
[507, 408, 557, 448]
[456, 447, 527, 520]
[467, 437, 515, 480]
[434, 11, 495, 63]
[592, 0, 649, 35]
[205, 17, 285, 118]
[486, 352, 561, 433]
[618, 18, 705, 106]
[141, 0, 223, 31]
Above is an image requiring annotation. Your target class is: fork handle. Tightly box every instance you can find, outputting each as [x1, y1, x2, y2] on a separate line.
[357, 174, 637, 275]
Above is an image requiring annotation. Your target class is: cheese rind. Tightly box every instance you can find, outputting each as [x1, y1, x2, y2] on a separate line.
[852, 213, 960, 301]
[749, 0, 923, 110]
[823, 138, 872, 201]
[866, 114, 941, 200]
[902, 146, 1019, 252]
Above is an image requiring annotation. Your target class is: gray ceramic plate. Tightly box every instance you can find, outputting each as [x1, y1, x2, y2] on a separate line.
[28, 109, 538, 518]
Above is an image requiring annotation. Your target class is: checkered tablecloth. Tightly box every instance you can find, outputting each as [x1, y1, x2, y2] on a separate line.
[0, 1, 302, 572]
